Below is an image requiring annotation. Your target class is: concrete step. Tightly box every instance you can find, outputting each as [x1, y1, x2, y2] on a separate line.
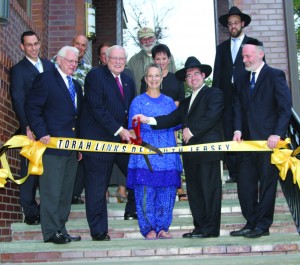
[1, 233, 299, 263]
[11, 213, 297, 242]
[67, 196, 290, 220]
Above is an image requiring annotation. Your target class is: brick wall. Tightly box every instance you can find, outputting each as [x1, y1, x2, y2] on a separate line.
[93, 0, 117, 66]
[0, 0, 49, 242]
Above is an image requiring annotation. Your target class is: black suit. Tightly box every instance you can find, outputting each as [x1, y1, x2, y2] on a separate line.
[9, 57, 55, 220]
[213, 35, 257, 180]
[25, 68, 83, 241]
[80, 65, 136, 237]
[233, 63, 291, 231]
[153, 85, 224, 235]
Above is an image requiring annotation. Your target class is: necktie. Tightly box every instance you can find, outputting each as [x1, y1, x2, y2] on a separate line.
[35, 62, 40, 72]
[250, 72, 256, 96]
[231, 38, 238, 62]
[115, 76, 124, 97]
[66, 76, 76, 110]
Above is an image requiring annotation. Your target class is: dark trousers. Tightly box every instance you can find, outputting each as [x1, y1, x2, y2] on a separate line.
[237, 152, 278, 230]
[184, 160, 222, 236]
[83, 153, 136, 237]
[19, 156, 39, 218]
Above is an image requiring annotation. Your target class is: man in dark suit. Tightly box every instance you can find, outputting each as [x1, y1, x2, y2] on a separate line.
[9, 31, 55, 225]
[213, 6, 255, 183]
[26, 46, 83, 244]
[135, 57, 224, 238]
[80, 45, 136, 241]
[231, 39, 291, 238]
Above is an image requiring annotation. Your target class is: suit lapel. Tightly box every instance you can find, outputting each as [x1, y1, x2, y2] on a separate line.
[22, 57, 39, 74]
[188, 85, 208, 115]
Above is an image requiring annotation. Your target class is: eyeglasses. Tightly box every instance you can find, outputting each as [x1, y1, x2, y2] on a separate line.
[23, 42, 41, 48]
[146, 74, 161, 79]
[62, 57, 79, 65]
[227, 21, 241, 27]
[186, 72, 202, 79]
[108, 57, 126, 63]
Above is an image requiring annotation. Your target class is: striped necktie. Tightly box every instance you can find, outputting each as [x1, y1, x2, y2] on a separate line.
[66, 76, 76, 110]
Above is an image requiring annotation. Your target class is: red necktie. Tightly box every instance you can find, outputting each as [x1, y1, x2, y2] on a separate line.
[115, 76, 124, 97]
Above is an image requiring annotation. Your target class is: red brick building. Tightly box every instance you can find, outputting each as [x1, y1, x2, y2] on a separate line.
[0, 0, 298, 241]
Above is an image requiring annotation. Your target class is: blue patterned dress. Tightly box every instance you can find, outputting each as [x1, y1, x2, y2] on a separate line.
[127, 93, 182, 237]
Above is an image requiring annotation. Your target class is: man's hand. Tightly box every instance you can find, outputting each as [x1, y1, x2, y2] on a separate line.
[119, 128, 131, 142]
[78, 152, 83, 161]
[267, 135, 280, 149]
[132, 114, 149, 124]
[26, 126, 35, 141]
[233, 131, 242, 142]
[39, 135, 50, 145]
[183, 128, 192, 144]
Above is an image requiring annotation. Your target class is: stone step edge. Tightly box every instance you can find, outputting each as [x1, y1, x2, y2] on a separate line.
[1, 234, 300, 263]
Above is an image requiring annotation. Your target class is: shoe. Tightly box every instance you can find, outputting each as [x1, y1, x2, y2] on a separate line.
[124, 212, 138, 220]
[145, 230, 157, 240]
[197, 233, 219, 238]
[230, 227, 252, 237]
[24, 215, 40, 225]
[178, 193, 188, 201]
[182, 231, 203, 238]
[157, 230, 172, 239]
[116, 192, 128, 203]
[71, 196, 84, 204]
[92, 232, 111, 241]
[243, 227, 270, 238]
[63, 233, 81, 242]
[45, 231, 71, 244]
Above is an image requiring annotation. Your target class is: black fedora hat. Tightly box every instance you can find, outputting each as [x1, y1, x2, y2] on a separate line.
[175, 56, 212, 81]
[218, 6, 251, 28]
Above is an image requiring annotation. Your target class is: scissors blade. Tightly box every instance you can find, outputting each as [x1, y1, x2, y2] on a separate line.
[141, 141, 163, 155]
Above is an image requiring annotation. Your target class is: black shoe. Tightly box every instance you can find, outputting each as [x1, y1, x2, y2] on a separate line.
[45, 232, 71, 244]
[92, 233, 111, 241]
[197, 233, 219, 238]
[24, 215, 40, 225]
[243, 227, 270, 238]
[182, 231, 203, 238]
[230, 227, 252, 237]
[71, 196, 84, 204]
[124, 212, 137, 220]
[63, 233, 81, 242]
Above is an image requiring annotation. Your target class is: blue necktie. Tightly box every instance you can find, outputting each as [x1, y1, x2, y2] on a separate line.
[35, 62, 40, 72]
[66, 76, 76, 110]
[250, 72, 256, 96]
[231, 38, 238, 62]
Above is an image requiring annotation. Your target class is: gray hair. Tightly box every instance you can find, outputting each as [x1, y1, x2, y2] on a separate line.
[57, 46, 79, 57]
[144, 63, 163, 77]
[106, 45, 128, 59]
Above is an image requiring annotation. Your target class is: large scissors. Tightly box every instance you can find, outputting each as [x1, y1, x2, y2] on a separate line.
[130, 118, 163, 172]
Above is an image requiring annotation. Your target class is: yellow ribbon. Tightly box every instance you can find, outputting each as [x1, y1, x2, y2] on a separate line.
[0, 135, 299, 189]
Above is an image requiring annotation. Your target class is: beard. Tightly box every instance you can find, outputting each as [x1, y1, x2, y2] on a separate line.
[141, 42, 156, 53]
[230, 27, 243, 38]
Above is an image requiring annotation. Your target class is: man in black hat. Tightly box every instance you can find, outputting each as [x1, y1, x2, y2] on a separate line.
[231, 39, 291, 238]
[212, 6, 257, 183]
[134, 57, 224, 238]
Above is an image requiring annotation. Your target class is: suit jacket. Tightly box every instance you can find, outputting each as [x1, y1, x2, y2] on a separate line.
[25, 68, 83, 156]
[233, 63, 291, 140]
[10, 57, 55, 133]
[80, 65, 136, 156]
[154, 85, 224, 163]
[213, 35, 258, 114]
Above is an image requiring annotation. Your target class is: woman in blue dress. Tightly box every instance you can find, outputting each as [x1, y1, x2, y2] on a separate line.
[127, 63, 182, 239]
